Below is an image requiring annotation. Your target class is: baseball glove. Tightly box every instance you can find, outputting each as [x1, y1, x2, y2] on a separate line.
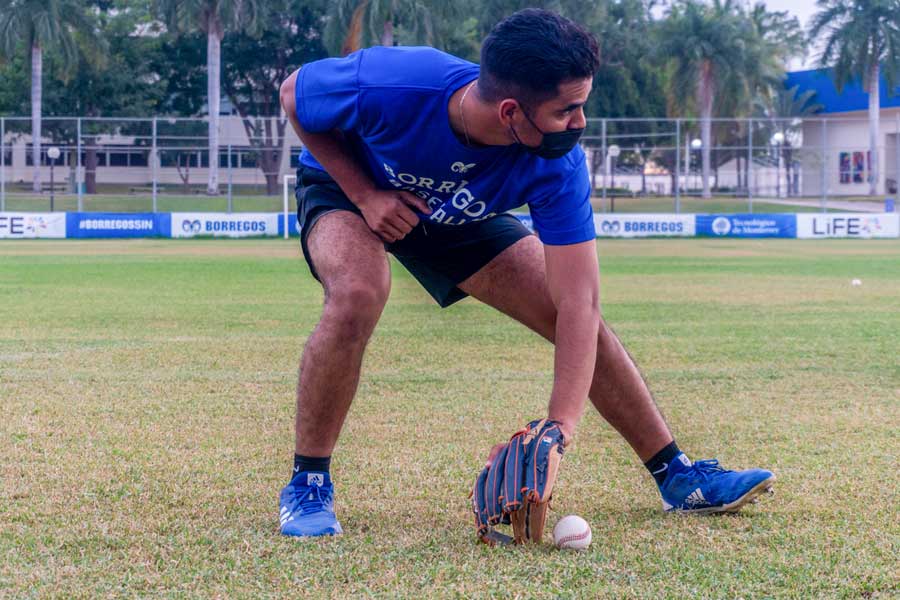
[471, 418, 568, 545]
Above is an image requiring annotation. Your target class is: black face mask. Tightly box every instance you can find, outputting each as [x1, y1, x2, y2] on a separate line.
[510, 108, 584, 159]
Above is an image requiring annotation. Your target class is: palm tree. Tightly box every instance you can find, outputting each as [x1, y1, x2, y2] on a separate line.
[656, 0, 790, 198]
[810, 0, 900, 195]
[656, 1, 749, 198]
[325, 0, 462, 55]
[155, 0, 261, 195]
[756, 85, 825, 196]
[0, 0, 96, 193]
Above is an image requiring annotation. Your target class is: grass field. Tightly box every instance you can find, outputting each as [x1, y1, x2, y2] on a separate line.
[0, 191, 875, 214]
[1, 239, 898, 597]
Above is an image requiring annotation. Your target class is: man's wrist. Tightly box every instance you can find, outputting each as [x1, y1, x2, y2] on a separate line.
[550, 417, 576, 444]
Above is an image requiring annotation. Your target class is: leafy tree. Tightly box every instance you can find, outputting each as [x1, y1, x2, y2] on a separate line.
[155, 0, 262, 195]
[0, 0, 100, 191]
[810, 0, 900, 195]
[221, 0, 329, 194]
[755, 84, 824, 196]
[55, 4, 165, 193]
[654, 0, 785, 198]
[325, 0, 466, 55]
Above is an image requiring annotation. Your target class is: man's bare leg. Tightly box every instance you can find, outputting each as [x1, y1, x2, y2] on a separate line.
[458, 235, 672, 461]
[294, 211, 391, 457]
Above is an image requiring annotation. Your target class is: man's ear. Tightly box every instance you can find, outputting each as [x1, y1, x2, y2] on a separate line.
[498, 98, 520, 126]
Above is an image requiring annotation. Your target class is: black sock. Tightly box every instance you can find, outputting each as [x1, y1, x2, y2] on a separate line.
[644, 441, 682, 486]
[292, 454, 331, 480]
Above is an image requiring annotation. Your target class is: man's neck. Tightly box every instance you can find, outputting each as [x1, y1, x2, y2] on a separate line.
[448, 81, 513, 148]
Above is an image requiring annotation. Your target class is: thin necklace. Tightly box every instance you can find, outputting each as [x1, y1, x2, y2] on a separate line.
[459, 81, 476, 147]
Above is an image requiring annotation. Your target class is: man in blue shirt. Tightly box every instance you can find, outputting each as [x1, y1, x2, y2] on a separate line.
[277, 9, 775, 538]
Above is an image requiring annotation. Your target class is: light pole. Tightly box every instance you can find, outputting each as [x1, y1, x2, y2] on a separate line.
[690, 138, 702, 193]
[47, 146, 61, 211]
[771, 132, 784, 198]
[607, 144, 620, 212]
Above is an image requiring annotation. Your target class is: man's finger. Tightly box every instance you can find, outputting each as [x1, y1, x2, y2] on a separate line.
[390, 204, 419, 231]
[399, 191, 433, 214]
[377, 221, 403, 243]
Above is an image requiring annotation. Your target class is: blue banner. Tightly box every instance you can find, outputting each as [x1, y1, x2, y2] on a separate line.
[66, 212, 171, 238]
[513, 214, 534, 231]
[696, 214, 797, 238]
[277, 213, 301, 238]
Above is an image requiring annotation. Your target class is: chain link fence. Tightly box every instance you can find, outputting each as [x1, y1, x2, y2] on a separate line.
[2, 115, 898, 213]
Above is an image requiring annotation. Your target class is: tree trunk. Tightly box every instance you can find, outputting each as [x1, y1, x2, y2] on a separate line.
[239, 116, 288, 196]
[640, 156, 647, 195]
[737, 155, 743, 192]
[342, 0, 369, 55]
[207, 25, 222, 195]
[381, 18, 393, 46]
[85, 137, 98, 194]
[697, 63, 714, 199]
[868, 63, 880, 196]
[31, 43, 42, 193]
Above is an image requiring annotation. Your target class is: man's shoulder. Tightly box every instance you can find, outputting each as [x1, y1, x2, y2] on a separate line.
[356, 46, 478, 91]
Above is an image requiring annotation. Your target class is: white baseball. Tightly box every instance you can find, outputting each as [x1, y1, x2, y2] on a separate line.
[552, 515, 592, 550]
[851, 279, 862, 286]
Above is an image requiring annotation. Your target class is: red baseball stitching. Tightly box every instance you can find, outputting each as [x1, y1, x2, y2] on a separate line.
[557, 529, 591, 546]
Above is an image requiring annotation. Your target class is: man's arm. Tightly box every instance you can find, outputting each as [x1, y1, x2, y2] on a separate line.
[279, 69, 429, 242]
[543, 239, 601, 441]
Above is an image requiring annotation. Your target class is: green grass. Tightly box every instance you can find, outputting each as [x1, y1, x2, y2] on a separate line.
[1, 192, 883, 214]
[1, 239, 898, 597]
[1, 192, 284, 213]
[589, 195, 839, 213]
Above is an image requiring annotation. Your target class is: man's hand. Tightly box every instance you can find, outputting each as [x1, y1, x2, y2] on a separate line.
[355, 189, 432, 243]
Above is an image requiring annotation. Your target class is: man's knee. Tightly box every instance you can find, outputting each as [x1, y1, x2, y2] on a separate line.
[322, 279, 389, 341]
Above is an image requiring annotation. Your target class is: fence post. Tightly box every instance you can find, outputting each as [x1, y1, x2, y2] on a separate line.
[227, 143, 233, 212]
[601, 119, 607, 210]
[76, 118, 83, 211]
[821, 119, 828, 212]
[895, 113, 899, 202]
[675, 119, 681, 213]
[1, 117, 5, 211]
[747, 118, 753, 213]
[151, 117, 158, 213]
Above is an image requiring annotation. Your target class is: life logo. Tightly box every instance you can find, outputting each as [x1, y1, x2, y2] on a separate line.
[711, 217, 732, 236]
[599, 220, 621, 234]
[860, 217, 883, 235]
[24, 215, 49, 234]
[182, 219, 202, 234]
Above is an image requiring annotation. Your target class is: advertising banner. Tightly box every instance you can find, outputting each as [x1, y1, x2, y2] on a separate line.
[171, 213, 279, 238]
[796, 213, 899, 238]
[66, 212, 171, 238]
[696, 214, 796, 238]
[513, 214, 534, 231]
[0, 212, 67, 238]
[593, 214, 695, 237]
[278, 213, 301, 238]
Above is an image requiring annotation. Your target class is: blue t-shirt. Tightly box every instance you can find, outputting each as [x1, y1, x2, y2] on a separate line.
[295, 46, 595, 245]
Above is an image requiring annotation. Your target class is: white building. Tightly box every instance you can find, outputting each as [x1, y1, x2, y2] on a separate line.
[785, 68, 900, 197]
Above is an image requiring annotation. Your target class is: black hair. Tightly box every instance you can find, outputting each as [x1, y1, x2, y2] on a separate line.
[479, 9, 600, 107]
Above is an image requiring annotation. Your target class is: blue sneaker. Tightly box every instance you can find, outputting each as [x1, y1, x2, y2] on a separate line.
[659, 454, 775, 513]
[279, 471, 343, 537]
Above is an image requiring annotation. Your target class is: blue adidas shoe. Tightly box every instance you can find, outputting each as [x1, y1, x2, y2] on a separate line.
[279, 471, 343, 537]
[659, 454, 775, 513]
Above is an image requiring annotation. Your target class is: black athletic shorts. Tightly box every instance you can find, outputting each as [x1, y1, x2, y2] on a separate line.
[295, 165, 533, 308]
